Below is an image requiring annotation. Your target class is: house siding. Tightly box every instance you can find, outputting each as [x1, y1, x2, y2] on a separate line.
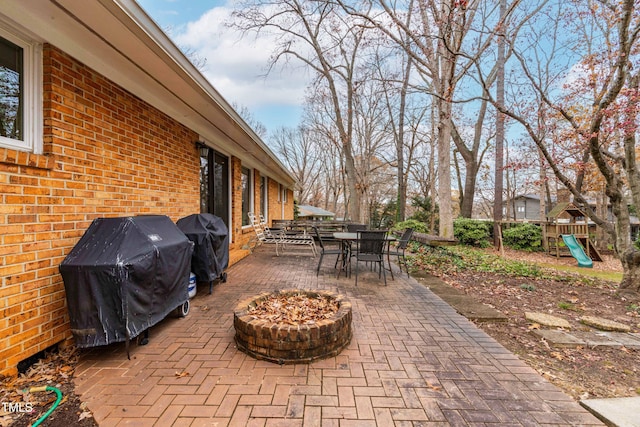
[0, 45, 290, 375]
[505, 196, 543, 221]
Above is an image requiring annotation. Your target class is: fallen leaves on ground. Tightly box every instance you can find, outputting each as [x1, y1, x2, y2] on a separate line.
[248, 293, 339, 325]
[441, 248, 639, 400]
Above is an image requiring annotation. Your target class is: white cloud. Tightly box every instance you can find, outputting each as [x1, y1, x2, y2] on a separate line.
[172, 5, 310, 111]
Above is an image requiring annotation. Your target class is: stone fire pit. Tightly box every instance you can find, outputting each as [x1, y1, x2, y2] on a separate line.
[233, 289, 352, 364]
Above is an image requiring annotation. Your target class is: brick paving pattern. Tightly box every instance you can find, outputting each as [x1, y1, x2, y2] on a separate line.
[74, 247, 604, 426]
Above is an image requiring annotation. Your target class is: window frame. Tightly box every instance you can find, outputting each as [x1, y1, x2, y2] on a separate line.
[241, 166, 253, 228]
[0, 25, 43, 154]
[260, 175, 268, 223]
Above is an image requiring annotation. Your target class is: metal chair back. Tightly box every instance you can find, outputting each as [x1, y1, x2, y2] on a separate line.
[357, 230, 386, 257]
[397, 228, 414, 249]
[354, 230, 388, 285]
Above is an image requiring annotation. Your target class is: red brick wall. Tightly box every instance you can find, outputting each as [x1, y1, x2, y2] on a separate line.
[0, 45, 201, 375]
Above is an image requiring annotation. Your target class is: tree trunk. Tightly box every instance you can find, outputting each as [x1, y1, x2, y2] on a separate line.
[429, 128, 437, 235]
[396, 53, 412, 223]
[595, 189, 609, 250]
[460, 164, 478, 218]
[451, 122, 479, 219]
[493, 0, 506, 245]
[620, 247, 640, 297]
[539, 148, 548, 251]
[437, 96, 454, 239]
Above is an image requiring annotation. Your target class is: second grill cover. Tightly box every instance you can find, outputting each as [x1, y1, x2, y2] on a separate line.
[177, 213, 229, 282]
[59, 215, 194, 348]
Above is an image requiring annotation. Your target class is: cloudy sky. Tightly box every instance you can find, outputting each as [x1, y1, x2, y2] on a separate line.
[137, 0, 307, 133]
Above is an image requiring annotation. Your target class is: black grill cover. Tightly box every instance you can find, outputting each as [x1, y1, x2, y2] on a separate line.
[177, 213, 229, 282]
[59, 215, 194, 348]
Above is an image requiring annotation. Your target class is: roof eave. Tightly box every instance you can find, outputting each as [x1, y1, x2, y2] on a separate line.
[0, 0, 297, 186]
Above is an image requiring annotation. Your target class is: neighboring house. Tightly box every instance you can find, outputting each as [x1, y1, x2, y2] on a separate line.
[0, 0, 296, 376]
[502, 194, 549, 221]
[297, 205, 335, 221]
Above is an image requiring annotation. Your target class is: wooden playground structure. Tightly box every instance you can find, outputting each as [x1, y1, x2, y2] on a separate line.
[544, 202, 603, 262]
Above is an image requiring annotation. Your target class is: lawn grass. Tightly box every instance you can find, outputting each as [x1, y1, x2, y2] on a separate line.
[534, 261, 623, 283]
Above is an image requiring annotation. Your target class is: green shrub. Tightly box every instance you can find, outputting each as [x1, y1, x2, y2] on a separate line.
[408, 244, 549, 279]
[408, 244, 466, 275]
[453, 218, 491, 248]
[502, 223, 543, 252]
[392, 219, 429, 233]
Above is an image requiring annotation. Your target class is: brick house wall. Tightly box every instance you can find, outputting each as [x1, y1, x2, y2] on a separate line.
[265, 179, 294, 224]
[0, 45, 202, 375]
[284, 188, 294, 220]
[0, 44, 294, 376]
[233, 167, 295, 248]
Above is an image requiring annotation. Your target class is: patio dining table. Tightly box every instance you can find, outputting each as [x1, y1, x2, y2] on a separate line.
[332, 232, 396, 278]
[332, 231, 397, 240]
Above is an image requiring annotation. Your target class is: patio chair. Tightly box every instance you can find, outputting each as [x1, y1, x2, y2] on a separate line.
[347, 223, 368, 233]
[250, 213, 281, 239]
[249, 213, 317, 256]
[249, 212, 281, 247]
[313, 226, 344, 276]
[387, 228, 414, 277]
[353, 230, 388, 286]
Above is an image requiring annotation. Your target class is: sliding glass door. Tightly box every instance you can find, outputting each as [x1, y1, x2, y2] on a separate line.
[200, 149, 229, 228]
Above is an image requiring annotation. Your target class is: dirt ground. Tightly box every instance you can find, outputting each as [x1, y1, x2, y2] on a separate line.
[437, 248, 640, 400]
[0, 347, 97, 427]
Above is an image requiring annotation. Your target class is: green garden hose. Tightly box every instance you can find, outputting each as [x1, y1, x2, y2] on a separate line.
[28, 386, 63, 427]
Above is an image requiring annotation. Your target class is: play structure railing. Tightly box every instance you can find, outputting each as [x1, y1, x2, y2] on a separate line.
[546, 222, 589, 237]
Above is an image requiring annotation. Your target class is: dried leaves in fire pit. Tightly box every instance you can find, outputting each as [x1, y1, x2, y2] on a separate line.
[247, 293, 339, 325]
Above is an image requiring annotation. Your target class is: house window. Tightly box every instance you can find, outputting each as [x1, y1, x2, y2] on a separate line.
[517, 206, 525, 213]
[282, 186, 288, 203]
[0, 28, 42, 153]
[200, 148, 229, 228]
[241, 167, 252, 226]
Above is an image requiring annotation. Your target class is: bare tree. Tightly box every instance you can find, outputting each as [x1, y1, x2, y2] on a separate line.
[451, 98, 494, 218]
[269, 126, 322, 204]
[232, 102, 268, 138]
[475, 0, 640, 296]
[336, 0, 495, 239]
[493, 0, 506, 245]
[229, 0, 369, 221]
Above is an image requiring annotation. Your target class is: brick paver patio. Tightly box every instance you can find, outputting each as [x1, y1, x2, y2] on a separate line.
[74, 246, 604, 426]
